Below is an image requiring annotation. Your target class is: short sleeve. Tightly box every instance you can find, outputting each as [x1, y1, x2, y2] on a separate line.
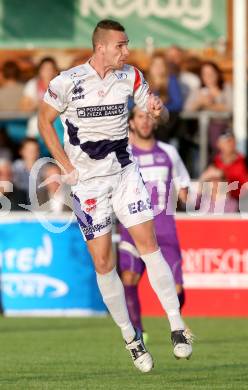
[172, 148, 191, 188]
[132, 67, 150, 112]
[158, 142, 190, 188]
[43, 74, 67, 113]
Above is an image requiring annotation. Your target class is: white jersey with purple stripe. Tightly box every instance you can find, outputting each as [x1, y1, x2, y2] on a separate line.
[43, 61, 149, 181]
[119, 141, 190, 280]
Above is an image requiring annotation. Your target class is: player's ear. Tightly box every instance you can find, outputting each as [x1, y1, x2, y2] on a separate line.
[98, 43, 104, 54]
[94, 40, 104, 55]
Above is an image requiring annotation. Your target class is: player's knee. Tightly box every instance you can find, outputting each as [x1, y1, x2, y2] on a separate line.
[138, 239, 158, 256]
[139, 231, 158, 254]
[94, 256, 114, 274]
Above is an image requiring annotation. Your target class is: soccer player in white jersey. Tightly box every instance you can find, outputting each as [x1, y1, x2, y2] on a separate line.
[38, 20, 193, 372]
[118, 106, 191, 342]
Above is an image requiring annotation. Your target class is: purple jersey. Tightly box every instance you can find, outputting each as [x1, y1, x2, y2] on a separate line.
[118, 141, 190, 283]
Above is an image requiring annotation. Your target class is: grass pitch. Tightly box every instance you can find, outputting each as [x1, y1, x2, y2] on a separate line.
[0, 317, 247, 389]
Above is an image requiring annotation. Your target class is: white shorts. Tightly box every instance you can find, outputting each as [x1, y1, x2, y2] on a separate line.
[71, 163, 154, 241]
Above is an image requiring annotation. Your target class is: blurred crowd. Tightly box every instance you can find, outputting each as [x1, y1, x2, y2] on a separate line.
[0, 46, 247, 213]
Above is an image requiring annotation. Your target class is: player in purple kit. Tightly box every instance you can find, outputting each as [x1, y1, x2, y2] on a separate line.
[118, 106, 190, 338]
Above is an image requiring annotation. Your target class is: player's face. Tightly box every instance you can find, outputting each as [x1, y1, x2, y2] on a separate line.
[103, 30, 129, 70]
[131, 110, 154, 139]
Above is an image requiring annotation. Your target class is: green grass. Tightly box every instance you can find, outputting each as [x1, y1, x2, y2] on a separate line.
[0, 317, 247, 389]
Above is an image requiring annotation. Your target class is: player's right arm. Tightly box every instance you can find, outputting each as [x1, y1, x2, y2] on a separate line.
[38, 74, 78, 185]
[38, 102, 78, 185]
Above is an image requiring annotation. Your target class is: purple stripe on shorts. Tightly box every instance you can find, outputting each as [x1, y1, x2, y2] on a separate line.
[72, 193, 94, 240]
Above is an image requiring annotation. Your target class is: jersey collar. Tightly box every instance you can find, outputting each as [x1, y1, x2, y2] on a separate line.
[85, 59, 114, 80]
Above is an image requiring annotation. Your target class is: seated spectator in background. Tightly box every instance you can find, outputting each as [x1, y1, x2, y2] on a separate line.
[17, 57, 36, 83]
[184, 61, 232, 113]
[180, 56, 202, 108]
[0, 128, 17, 160]
[184, 61, 233, 157]
[0, 158, 28, 211]
[0, 68, 4, 87]
[35, 163, 72, 212]
[0, 61, 24, 112]
[194, 165, 238, 213]
[13, 137, 41, 193]
[147, 53, 183, 113]
[146, 53, 183, 143]
[213, 130, 248, 206]
[20, 57, 59, 137]
[165, 46, 201, 104]
[70, 53, 91, 68]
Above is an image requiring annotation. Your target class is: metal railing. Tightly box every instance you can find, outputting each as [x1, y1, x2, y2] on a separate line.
[180, 111, 232, 173]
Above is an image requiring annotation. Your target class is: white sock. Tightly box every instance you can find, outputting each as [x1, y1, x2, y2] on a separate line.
[96, 267, 135, 343]
[141, 249, 185, 331]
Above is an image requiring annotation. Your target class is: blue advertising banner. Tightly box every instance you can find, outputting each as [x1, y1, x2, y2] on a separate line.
[0, 218, 106, 316]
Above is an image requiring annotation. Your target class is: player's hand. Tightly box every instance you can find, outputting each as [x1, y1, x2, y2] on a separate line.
[147, 94, 163, 119]
[61, 167, 79, 186]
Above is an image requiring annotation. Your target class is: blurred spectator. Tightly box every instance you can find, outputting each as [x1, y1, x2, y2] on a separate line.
[147, 53, 183, 112]
[0, 128, 17, 160]
[0, 61, 24, 112]
[17, 57, 36, 83]
[146, 53, 183, 143]
[0, 158, 28, 211]
[20, 57, 59, 137]
[213, 130, 248, 205]
[35, 163, 72, 212]
[70, 53, 91, 68]
[13, 137, 41, 192]
[184, 61, 233, 157]
[0, 68, 4, 87]
[195, 165, 238, 213]
[184, 61, 232, 112]
[165, 46, 201, 104]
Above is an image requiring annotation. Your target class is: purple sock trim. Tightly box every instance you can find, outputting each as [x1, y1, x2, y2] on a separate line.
[124, 285, 143, 332]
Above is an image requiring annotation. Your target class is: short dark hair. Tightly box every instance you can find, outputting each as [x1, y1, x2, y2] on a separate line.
[128, 107, 135, 122]
[201, 61, 224, 90]
[37, 57, 58, 74]
[20, 137, 39, 150]
[2, 61, 20, 80]
[92, 19, 125, 50]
